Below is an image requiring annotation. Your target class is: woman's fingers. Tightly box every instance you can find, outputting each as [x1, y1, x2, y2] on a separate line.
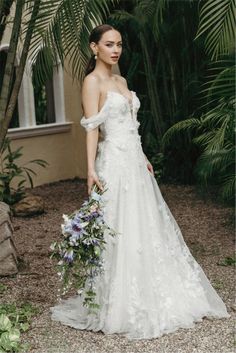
[95, 178, 104, 191]
[147, 162, 154, 175]
[87, 175, 103, 195]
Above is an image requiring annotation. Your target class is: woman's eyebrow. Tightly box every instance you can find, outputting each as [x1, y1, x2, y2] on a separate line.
[104, 40, 122, 43]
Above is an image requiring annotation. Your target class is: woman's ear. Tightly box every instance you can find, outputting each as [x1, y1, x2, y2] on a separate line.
[90, 42, 97, 56]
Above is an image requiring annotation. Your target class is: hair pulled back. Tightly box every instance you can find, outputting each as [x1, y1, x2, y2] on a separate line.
[85, 24, 116, 76]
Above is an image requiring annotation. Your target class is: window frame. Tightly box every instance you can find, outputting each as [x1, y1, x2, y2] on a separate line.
[0, 44, 70, 139]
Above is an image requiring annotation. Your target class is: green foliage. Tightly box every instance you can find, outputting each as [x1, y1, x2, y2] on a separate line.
[0, 138, 48, 205]
[27, 0, 119, 82]
[217, 256, 236, 267]
[0, 315, 20, 353]
[162, 57, 235, 203]
[160, 0, 235, 201]
[109, 0, 208, 183]
[195, 0, 235, 60]
[0, 284, 7, 295]
[142, 131, 166, 182]
[0, 302, 38, 352]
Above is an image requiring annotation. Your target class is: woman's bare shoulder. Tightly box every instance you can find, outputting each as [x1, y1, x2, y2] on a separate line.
[82, 73, 101, 93]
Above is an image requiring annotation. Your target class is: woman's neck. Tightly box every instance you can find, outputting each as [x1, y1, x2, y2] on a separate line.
[93, 59, 113, 79]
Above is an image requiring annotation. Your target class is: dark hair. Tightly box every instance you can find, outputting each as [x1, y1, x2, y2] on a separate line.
[85, 24, 118, 76]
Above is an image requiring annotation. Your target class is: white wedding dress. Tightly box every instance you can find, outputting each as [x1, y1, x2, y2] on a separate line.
[51, 90, 230, 340]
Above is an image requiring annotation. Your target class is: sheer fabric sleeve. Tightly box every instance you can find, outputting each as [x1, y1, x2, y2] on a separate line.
[80, 112, 106, 132]
[80, 97, 110, 132]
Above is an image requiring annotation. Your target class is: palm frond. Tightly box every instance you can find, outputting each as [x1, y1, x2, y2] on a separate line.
[219, 174, 235, 201]
[200, 59, 235, 103]
[27, 0, 118, 81]
[195, 0, 235, 60]
[162, 118, 202, 147]
[195, 145, 235, 179]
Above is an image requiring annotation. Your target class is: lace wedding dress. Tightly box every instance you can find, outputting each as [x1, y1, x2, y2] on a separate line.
[51, 90, 230, 340]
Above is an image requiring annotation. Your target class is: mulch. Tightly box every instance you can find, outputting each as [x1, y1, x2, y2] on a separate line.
[0, 178, 235, 353]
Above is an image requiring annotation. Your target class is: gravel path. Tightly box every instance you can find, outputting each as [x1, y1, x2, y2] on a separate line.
[1, 179, 235, 353]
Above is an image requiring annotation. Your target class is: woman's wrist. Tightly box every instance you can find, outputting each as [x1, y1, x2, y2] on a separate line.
[88, 168, 95, 175]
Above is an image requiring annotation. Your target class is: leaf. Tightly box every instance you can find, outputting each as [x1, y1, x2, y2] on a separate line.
[19, 322, 29, 332]
[22, 167, 37, 176]
[28, 159, 49, 167]
[24, 170, 34, 188]
[0, 329, 20, 351]
[0, 314, 12, 332]
[27, 0, 118, 81]
[195, 0, 235, 60]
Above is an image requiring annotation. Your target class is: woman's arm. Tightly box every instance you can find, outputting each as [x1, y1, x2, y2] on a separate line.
[81, 76, 104, 195]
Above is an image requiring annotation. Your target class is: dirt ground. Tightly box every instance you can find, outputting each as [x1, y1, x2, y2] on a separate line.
[1, 178, 235, 353]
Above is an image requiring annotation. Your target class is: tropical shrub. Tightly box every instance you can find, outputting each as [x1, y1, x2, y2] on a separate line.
[0, 138, 48, 205]
[162, 0, 235, 201]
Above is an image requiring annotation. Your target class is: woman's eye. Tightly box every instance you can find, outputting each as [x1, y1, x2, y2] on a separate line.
[106, 44, 122, 48]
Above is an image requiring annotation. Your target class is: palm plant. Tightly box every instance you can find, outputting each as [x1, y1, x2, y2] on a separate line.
[109, 0, 207, 183]
[0, 0, 118, 149]
[162, 0, 235, 202]
[109, 0, 167, 141]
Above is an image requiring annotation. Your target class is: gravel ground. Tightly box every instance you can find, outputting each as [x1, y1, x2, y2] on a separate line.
[1, 178, 235, 353]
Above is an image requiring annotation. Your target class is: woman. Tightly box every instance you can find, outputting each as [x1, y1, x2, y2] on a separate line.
[51, 24, 230, 340]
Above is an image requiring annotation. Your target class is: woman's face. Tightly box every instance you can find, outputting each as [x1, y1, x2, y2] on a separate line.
[91, 29, 122, 65]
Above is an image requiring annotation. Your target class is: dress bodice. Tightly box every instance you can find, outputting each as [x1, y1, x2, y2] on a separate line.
[80, 91, 141, 138]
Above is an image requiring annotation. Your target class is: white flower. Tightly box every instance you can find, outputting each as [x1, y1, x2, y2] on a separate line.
[80, 221, 89, 228]
[50, 242, 56, 251]
[62, 214, 69, 222]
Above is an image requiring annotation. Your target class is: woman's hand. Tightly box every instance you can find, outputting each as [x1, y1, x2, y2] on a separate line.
[143, 153, 154, 176]
[87, 170, 104, 195]
[146, 160, 154, 175]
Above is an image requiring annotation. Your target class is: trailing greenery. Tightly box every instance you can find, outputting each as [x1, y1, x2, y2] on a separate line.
[0, 138, 48, 205]
[0, 302, 38, 352]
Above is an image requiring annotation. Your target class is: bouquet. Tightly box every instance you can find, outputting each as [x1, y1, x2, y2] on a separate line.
[50, 184, 117, 310]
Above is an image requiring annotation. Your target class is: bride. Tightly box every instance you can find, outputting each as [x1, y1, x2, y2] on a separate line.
[51, 24, 230, 340]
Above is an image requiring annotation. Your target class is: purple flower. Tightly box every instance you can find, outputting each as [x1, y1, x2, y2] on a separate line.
[72, 220, 82, 232]
[64, 249, 74, 263]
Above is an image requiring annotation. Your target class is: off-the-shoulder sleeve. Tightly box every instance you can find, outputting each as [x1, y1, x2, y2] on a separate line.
[80, 112, 105, 132]
[80, 97, 110, 132]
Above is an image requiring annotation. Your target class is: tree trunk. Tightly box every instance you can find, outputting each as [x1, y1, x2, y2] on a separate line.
[165, 48, 178, 117]
[0, 0, 41, 149]
[0, 0, 14, 43]
[0, 0, 23, 127]
[161, 51, 172, 125]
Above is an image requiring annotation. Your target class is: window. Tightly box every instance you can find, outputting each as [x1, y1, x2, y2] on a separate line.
[33, 72, 56, 125]
[1, 43, 68, 138]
